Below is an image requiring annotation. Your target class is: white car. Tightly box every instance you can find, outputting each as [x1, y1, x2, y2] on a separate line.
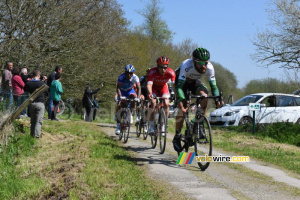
[209, 93, 300, 126]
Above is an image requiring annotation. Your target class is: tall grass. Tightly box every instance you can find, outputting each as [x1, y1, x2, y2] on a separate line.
[0, 122, 44, 199]
[213, 123, 300, 174]
[224, 122, 300, 147]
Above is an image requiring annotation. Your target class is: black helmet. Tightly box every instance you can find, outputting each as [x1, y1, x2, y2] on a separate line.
[192, 48, 210, 61]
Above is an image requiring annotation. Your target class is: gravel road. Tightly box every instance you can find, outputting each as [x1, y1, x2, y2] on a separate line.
[98, 123, 300, 200]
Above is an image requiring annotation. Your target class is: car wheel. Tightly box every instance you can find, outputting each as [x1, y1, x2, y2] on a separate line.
[296, 118, 300, 125]
[238, 117, 253, 126]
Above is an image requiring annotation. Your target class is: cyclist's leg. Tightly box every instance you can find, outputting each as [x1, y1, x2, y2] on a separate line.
[136, 94, 144, 122]
[126, 90, 136, 123]
[128, 90, 137, 112]
[173, 82, 190, 153]
[116, 90, 129, 134]
[161, 84, 170, 117]
[148, 89, 158, 134]
[175, 81, 189, 134]
[195, 80, 209, 114]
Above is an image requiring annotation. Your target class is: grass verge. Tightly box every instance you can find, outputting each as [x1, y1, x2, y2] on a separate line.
[1, 119, 187, 199]
[212, 127, 300, 175]
[0, 121, 44, 199]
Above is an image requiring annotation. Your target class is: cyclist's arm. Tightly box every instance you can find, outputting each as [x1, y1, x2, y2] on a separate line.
[147, 82, 153, 97]
[206, 63, 220, 97]
[117, 83, 122, 98]
[208, 78, 222, 108]
[147, 71, 154, 97]
[176, 66, 187, 102]
[176, 79, 186, 102]
[209, 79, 220, 97]
[136, 83, 141, 98]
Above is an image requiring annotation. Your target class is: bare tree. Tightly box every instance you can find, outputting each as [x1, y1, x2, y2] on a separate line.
[251, 0, 300, 70]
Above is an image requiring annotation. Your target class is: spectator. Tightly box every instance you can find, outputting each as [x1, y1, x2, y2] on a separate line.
[92, 95, 99, 121]
[50, 73, 63, 121]
[1, 61, 13, 110]
[11, 67, 26, 116]
[82, 85, 101, 122]
[20, 67, 29, 83]
[47, 66, 63, 119]
[24, 69, 46, 139]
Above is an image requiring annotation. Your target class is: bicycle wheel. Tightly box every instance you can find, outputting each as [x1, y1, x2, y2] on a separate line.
[123, 108, 131, 143]
[150, 116, 157, 148]
[158, 109, 167, 154]
[136, 122, 141, 137]
[56, 100, 65, 116]
[136, 110, 141, 137]
[151, 131, 157, 148]
[142, 109, 148, 140]
[119, 110, 126, 141]
[194, 115, 212, 171]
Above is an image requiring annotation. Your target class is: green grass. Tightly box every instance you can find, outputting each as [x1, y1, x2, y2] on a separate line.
[58, 111, 115, 123]
[225, 122, 300, 147]
[0, 122, 45, 199]
[43, 121, 161, 199]
[1, 118, 185, 199]
[213, 126, 300, 175]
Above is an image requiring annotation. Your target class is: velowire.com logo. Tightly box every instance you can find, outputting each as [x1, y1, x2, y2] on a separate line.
[176, 152, 250, 164]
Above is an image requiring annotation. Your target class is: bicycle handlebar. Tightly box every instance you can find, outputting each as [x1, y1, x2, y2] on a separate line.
[188, 91, 224, 108]
[119, 97, 140, 102]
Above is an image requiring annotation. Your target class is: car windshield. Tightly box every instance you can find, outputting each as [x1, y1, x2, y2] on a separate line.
[231, 95, 263, 106]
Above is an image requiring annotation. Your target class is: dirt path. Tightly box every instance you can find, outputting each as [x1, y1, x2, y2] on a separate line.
[98, 123, 300, 200]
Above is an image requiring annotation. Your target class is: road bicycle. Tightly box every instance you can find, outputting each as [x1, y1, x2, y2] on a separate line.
[45, 98, 65, 116]
[149, 97, 168, 154]
[117, 97, 138, 143]
[180, 91, 223, 171]
[135, 99, 149, 140]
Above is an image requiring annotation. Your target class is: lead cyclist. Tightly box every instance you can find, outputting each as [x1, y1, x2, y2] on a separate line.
[173, 48, 222, 153]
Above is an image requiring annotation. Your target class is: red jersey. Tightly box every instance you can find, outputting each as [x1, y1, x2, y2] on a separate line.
[147, 67, 175, 87]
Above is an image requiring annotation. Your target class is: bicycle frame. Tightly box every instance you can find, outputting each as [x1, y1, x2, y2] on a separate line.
[136, 99, 149, 139]
[181, 91, 223, 170]
[150, 97, 169, 154]
[118, 97, 138, 143]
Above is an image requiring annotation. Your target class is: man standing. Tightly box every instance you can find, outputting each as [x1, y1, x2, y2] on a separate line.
[1, 61, 13, 110]
[20, 67, 29, 83]
[24, 70, 46, 139]
[47, 66, 63, 119]
[92, 95, 99, 121]
[82, 86, 101, 122]
[50, 73, 63, 121]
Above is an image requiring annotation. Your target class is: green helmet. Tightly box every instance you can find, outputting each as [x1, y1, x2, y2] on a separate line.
[192, 48, 210, 61]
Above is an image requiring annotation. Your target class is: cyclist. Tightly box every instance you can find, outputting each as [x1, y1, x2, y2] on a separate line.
[139, 68, 151, 102]
[172, 48, 222, 153]
[147, 56, 175, 134]
[136, 68, 151, 124]
[115, 64, 141, 135]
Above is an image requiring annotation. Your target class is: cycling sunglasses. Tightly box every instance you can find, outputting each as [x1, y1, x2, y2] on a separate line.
[158, 65, 168, 69]
[126, 72, 134, 75]
[195, 60, 208, 66]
